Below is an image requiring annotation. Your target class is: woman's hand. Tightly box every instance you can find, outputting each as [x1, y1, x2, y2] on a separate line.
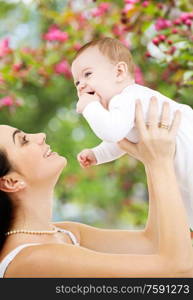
[118, 96, 181, 166]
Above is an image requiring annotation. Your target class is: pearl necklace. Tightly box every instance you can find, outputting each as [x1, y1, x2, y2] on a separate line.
[5, 226, 58, 236]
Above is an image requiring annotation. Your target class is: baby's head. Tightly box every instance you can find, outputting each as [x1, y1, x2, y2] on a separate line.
[71, 37, 135, 107]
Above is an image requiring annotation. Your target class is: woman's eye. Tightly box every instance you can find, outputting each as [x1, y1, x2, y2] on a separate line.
[22, 135, 29, 144]
[85, 72, 91, 77]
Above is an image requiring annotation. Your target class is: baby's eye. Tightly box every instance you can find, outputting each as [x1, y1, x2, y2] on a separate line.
[75, 81, 79, 87]
[22, 135, 29, 145]
[85, 72, 92, 77]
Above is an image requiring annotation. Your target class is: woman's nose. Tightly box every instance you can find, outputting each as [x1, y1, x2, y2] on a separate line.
[36, 132, 46, 144]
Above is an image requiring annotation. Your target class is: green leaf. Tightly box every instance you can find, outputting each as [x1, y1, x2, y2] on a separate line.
[0, 1, 17, 17]
[183, 71, 193, 81]
[44, 52, 60, 65]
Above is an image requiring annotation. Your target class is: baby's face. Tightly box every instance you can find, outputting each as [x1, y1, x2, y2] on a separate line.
[71, 46, 119, 107]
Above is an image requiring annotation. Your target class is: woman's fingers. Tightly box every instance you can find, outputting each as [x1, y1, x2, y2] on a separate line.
[170, 110, 181, 137]
[146, 97, 159, 128]
[160, 102, 170, 127]
[135, 100, 147, 136]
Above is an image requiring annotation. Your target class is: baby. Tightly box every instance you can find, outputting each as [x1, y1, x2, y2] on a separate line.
[71, 37, 193, 229]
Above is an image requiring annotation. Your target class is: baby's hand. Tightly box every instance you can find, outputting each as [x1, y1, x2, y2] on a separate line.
[76, 92, 100, 114]
[77, 149, 97, 168]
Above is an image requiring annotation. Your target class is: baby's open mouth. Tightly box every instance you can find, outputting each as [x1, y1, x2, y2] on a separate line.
[87, 91, 95, 95]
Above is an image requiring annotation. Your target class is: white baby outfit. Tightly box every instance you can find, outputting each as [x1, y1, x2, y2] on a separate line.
[82, 82, 193, 229]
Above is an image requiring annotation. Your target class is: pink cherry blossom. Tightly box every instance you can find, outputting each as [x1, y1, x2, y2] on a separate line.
[99, 2, 110, 12]
[77, 14, 87, 29]
[55, 60, 71, 78]
[0, 38, 11, 57]
[48, 24, 59, 31]
[124, 0, 139, 3]
[44, 27, 68, 42]
[180, 12, 192, 22]
[167, 40, 173, 45]
[12, 63, 23, 72]
[158, 34, 166, 42]
[112, 24, 126, 36]
[152, 37, 160, 45]
[185, 19, 192, 26]
[173, 18, 181, 25]
[91, 8, 102, 17]
[142, 1, 149, 7]
[167, 46, 176, 55]
[123, 4, 134, 13]
[157, 3, 164, 9]
[172, 28, 178, 34]
[145, 51, 151, 58]
[91, 3, 110, 17]
[155, 18, 172, 31]
[189, 12, 193, 19]
[90, 2, 110, 17]
[73, 43, 82, 51]
[0, 96, 14, 107]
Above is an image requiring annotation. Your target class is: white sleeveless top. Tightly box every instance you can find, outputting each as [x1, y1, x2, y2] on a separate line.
[0, 227, 79, 278]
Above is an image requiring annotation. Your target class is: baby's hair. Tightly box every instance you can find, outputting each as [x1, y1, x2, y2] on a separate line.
[73, 37, 135, 78]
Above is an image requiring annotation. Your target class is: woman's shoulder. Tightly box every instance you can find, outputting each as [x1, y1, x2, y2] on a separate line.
[52, 221, 82, 243]
[4, 241, 79, 277]
[3, 222, 83, 277]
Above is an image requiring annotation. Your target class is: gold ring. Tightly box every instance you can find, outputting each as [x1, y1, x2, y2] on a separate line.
[159, 123, 169, 129]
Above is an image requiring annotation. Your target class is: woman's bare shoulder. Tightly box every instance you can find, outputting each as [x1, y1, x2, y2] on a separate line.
[5, 240, 193, 278]
[5, 241, 117, 278]
[5, 242, 80, 277]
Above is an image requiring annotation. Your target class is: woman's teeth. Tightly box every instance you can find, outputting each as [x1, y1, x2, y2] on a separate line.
[45, 149, 52, 157]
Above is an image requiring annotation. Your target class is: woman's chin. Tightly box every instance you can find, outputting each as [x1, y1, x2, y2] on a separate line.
[63, 156, 68, 167]
[53, 156, 67, 179]
[59, 155, 67, 168]
[51, 154, 67, 174]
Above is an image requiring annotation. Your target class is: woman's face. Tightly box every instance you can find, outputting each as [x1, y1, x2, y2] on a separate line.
[0, 125, 67, 185]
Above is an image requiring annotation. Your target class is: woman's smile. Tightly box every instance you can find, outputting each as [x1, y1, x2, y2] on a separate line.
[46, 152, 58, 158]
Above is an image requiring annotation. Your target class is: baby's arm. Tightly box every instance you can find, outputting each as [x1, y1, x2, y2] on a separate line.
[92, 141, 126, 165]
[77, 141, 126, 168]
[83, 94, 135, 143]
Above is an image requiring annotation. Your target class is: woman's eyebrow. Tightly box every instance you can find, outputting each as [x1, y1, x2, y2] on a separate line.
[82, 67, 91, 73]
[12, 129, 21, 144]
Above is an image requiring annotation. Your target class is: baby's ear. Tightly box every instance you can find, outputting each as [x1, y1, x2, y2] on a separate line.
[115, 61, 128, 82]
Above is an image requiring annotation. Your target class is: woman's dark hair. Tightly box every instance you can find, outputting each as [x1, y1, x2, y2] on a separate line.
[0, 149, 14, 251]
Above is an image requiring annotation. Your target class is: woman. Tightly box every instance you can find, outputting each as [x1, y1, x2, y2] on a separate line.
[0, 97, 192, 277]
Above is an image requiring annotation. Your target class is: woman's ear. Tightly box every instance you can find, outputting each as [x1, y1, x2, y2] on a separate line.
[115, 61, 128, 82]
[0, 176, 26, 193]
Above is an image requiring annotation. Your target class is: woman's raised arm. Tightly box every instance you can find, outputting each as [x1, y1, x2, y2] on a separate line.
[118, 97, 193, 270]
[10, 97, 193, 278]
